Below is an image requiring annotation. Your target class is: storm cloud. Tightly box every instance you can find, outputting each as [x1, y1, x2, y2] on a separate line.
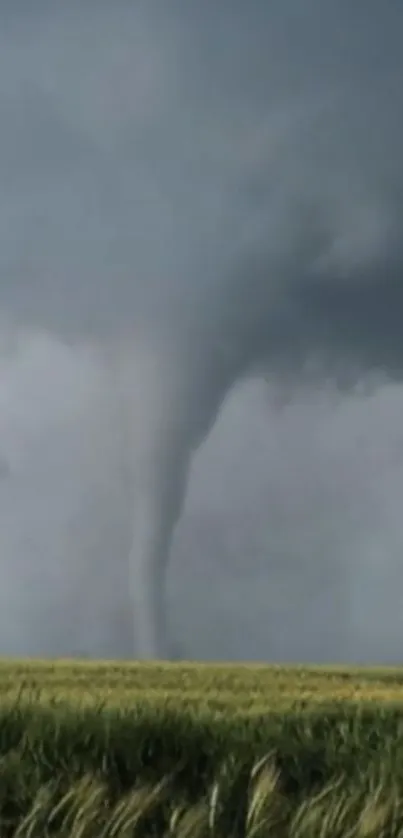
[0, 0, 402, 660]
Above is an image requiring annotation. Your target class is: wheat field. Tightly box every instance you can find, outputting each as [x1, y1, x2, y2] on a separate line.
[3, 658, 403, 713]
[1, 660, 403, 836]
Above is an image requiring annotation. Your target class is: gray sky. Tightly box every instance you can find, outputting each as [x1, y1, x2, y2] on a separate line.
[1, 343, 403, 662]
[0, 1, 403, 662]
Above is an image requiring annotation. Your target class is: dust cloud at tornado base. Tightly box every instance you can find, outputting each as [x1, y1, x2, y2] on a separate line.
[0, 2, 403, 659]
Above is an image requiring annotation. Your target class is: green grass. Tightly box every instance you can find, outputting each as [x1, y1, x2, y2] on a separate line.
[0, 660, 403, 835]
[3, 658, 403, 713]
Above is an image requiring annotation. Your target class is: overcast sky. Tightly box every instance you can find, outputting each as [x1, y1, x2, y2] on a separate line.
[0, 1, 402, 662]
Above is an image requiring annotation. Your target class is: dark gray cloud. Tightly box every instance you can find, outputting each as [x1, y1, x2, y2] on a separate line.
[1, 1, 402, 350]
[0, 1, 402, 661]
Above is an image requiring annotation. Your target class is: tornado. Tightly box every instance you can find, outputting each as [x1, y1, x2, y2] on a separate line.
[0, 1, 403, 658]
[107, 324, 246, 658]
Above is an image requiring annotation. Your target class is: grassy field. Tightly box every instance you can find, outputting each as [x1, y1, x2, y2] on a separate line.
[4, 658, 403, 712]
[1, 660, 403, 835]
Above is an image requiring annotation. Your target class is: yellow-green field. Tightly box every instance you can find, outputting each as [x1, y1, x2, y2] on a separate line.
[3, 658, 403, 713]
[1, 661, 403, 836]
